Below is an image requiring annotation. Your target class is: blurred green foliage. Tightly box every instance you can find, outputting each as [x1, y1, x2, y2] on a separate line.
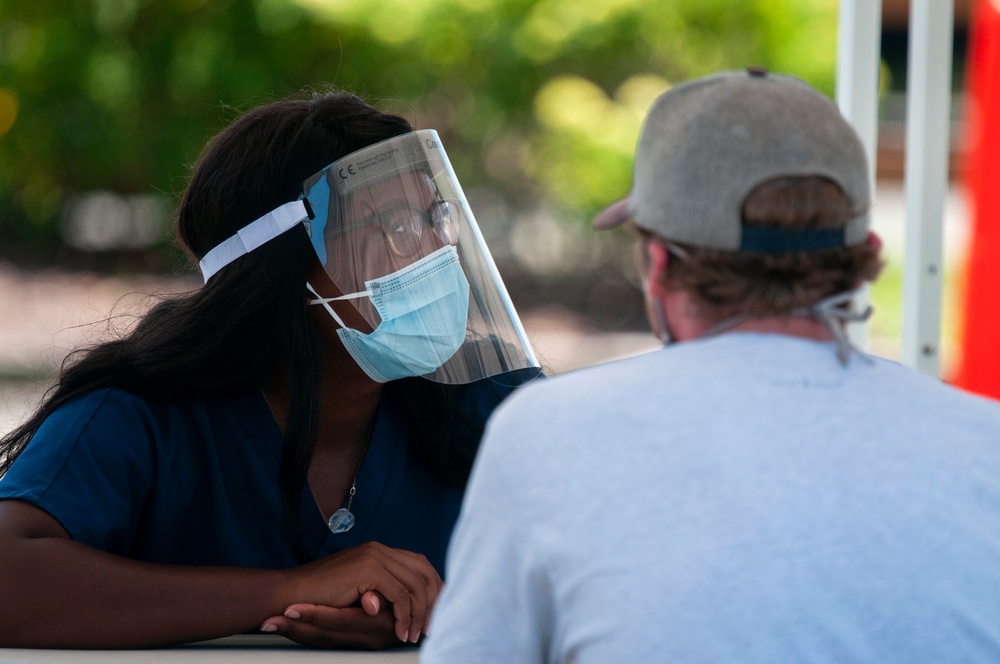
[0, 0, 838, 258]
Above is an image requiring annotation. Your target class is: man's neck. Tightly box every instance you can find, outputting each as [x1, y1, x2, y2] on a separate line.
[664, 290, 835, 343]
[709, 316, 834, 341]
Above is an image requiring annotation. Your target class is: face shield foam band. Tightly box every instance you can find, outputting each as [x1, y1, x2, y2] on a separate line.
[198, 200, 311, 282]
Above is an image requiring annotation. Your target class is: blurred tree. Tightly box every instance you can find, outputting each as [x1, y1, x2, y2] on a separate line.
[0, 0, 838, 261]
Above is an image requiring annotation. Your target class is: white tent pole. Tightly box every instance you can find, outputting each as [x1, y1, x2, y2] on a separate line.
[901, 0, 954, 376]
[836, 0, 882, 349]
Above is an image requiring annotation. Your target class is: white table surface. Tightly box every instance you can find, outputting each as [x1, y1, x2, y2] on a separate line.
[0, 634, 421, 663]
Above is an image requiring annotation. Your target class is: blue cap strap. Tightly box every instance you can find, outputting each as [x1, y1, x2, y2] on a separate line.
[739, 225, 846, 253]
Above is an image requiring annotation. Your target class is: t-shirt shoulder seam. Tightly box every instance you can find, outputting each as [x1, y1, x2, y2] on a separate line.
[28, 388, 122, 502]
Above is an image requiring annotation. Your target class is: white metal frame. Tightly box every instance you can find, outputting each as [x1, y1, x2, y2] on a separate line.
[901, 0, 955, 375]
[836, 0, 883, 350]
[837, 0, 954, 377]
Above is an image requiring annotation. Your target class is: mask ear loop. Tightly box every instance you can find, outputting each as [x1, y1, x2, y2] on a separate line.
[645, 240, 686, 345]
[305, 281, 373, 331]
[790, 289, 874, 366]
[650, 296, 671, 345]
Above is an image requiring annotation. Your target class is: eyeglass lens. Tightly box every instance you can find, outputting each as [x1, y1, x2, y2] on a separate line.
[382, 201, 460, 257]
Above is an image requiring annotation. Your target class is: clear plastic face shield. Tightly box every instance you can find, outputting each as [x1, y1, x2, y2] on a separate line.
[198, 129, 539, 385]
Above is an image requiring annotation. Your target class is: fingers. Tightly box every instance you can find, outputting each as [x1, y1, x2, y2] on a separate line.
[294, 542, 442, 645]
[393, 549, 445, 599]
[361, 559, 414, 642]
[361, 591, 384, 616]
[348, 543, 440, 643]
[259, 605, 399, 650]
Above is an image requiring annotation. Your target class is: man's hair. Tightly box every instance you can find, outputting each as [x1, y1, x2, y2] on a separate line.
[645, 176, 883, 320]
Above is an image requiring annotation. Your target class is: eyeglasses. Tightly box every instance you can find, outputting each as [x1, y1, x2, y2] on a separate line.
[334, 198, 461, 258]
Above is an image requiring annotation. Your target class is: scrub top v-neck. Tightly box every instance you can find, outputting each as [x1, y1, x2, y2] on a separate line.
[298, 388, 468, 570]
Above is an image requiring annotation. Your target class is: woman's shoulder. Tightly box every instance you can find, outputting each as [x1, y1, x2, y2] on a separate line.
[5, 387, 272, 489]
[49, 386, 199, 419]
[37, 388, 153, 438]
[463, 366, 544, 398]
[452, 366, 544, 420]
[38, 386, 265, 445]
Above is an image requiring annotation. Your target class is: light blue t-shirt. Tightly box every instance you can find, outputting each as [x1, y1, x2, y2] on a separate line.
[423, 334, 1000, 663]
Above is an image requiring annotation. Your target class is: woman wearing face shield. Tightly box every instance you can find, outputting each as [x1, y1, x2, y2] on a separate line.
[0, 92, 541, 650]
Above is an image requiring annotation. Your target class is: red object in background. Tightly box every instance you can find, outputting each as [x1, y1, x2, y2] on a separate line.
[953, 0, 1000, 398]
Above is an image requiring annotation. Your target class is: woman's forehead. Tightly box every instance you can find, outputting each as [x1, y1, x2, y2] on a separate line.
[346, 170, 436, 214]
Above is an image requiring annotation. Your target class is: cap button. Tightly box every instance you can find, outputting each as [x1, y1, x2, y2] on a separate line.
[747, 66, 769, 78]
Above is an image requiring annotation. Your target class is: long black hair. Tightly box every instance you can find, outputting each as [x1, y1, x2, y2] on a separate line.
[0, 91, 477, 557]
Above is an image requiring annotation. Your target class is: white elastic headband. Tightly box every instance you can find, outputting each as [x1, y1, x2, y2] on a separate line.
[198, 200, 310, 282]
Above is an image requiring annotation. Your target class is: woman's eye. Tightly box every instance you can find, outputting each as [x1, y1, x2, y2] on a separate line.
[386, 209, 423, 234]
[382, 208, 424, 257]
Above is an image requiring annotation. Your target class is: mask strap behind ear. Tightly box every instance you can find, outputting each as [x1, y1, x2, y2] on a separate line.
[791, 290, 873, 366]
[199, 200, 309, 282]
[306, 281, 373, 330]
[701, 289, 874, 366]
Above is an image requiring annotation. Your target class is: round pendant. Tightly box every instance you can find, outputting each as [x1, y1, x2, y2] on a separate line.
[327, 508, 355, 534]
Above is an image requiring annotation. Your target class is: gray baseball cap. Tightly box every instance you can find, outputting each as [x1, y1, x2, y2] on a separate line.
[593, 67, 870, 251]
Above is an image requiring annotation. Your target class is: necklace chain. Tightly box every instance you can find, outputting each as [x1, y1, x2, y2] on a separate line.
[260, 389, 374, 527]
[316, 426, 371, 522]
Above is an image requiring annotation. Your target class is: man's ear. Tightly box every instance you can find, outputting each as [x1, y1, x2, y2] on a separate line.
[866, 230, 883, 252]
[646, 241, 670, 299]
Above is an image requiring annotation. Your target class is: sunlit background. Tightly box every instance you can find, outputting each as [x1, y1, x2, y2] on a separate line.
[0, 0, 977, 432]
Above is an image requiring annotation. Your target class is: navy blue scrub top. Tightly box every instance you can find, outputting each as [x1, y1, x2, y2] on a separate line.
[0, 370, 538, 576]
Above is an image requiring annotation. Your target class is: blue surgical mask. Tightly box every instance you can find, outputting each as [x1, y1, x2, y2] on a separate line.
[308, 245, 471, 382]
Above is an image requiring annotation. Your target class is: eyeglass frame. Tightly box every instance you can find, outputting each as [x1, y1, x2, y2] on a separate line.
[325, 195, 462, 258]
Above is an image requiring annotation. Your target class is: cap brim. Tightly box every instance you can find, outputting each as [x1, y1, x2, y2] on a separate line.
[592, 197, 630, 230]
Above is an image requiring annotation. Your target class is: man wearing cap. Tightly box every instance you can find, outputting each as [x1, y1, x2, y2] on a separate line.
[421, 69, 1000, 663]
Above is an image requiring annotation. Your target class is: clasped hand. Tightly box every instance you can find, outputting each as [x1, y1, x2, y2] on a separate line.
[259, 542, 442, 649]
